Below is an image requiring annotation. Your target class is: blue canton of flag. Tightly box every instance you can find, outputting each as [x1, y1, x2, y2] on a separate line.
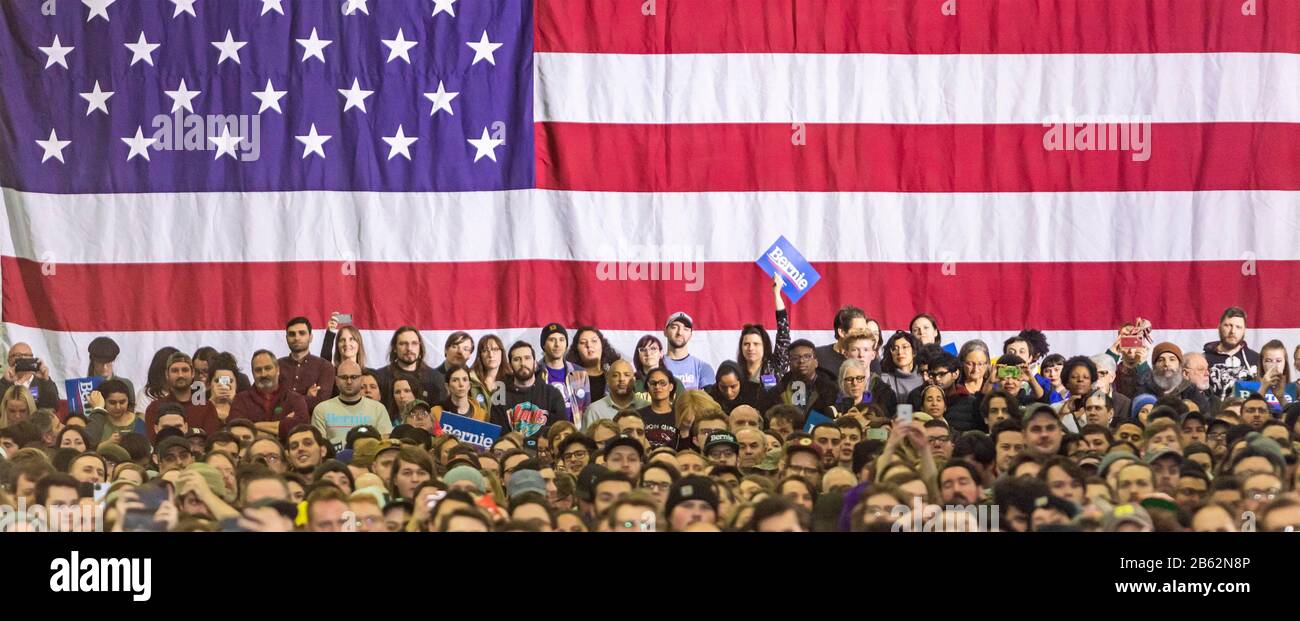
[0, 0, 534, 193]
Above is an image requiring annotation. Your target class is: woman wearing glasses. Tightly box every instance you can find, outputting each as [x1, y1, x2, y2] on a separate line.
[633, 336, 686, 397]
[469, 334, 505, 413]
[833, 359, 898, 419]
[638, 367, 681, 450]
[944, 340, 994, 433]
[880, 331, 924, 398]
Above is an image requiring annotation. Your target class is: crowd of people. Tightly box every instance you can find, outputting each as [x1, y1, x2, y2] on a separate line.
[2, 283, 1298, 532]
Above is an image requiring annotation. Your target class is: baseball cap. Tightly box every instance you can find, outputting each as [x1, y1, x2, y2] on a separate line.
[155, 436, 191, 456]
[1022, 403, 1058, 426]
[703, 431, 739, 454]
[444, 466, 486, 493]
[1076, 452, 1103, 472]
[602, 435, 645, 461]
[1033, 494, 1080, 519]
[1103, 503, 1154, 531]
[575, 464, 610, 503]
[400, 400, 431, 421]
[1143, 448, 1183, 465]
[665, 312, 693, 330]
[97, 443, 131, 465]
[344, 425, 382, 449]
[1098, 451, 1138, 476]
[507, 469, 546, 499]
[784, 436, 823, 464]
[390, 425, 432, 449]
[665, 475, 719, 515]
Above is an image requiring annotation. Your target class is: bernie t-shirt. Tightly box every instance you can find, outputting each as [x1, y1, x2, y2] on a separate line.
[662, 354, 715, 391]
[546, 365, 574, 420]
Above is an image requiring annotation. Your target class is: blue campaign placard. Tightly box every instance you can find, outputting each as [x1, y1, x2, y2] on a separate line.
[439, 413, 503, 452]
[756, 236, 822, 303]
[65, 376, 104, 414]
[803, 410, 833, 433]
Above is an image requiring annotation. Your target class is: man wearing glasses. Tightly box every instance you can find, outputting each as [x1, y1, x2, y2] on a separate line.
[924, 420, 954, 460]
[769, 340, 838, 417]
[780, 437, 824, 488]
[311, 361, 392, 449]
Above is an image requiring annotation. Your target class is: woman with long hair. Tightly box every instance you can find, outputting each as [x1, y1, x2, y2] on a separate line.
[139, 346, 180, 411]
[469, 334, 504, 411]
[734, 274, 792, 388]
[565, 326, 621, 401]
[1248, 339, 1296, 411]
[633, 335, 685, 395]
[909, 313, 941, 347]
[438, 365, 488, 421]
[637, 367, 681, 450]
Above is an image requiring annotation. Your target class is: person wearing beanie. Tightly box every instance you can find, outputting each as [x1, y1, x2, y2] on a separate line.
[1130, 342, 1210, 413]
[665, 475, 719, 531]
[444, 465, 487, 494]
[87, 336, 138, 411]
[1129, 393, 1158, 423]
[535, 323, 590, 423]
[175, 462, 238, 521]
[507, 469, 546, 500]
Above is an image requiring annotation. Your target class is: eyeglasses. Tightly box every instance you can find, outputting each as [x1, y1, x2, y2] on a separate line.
[640, 481, 671, 492]
[647, 379, 669, 388]
[785, 465, 819, 477]
[792, 354, 815, 363]
[637, 346, 661, 353]
[843, 375, 866, 385]
[1247, 488, 1281, 502]
[252, 453, 280, 464]
[927, 435, 951, 444]
[408, 410, 432, 420]
[562, 450, 589, 461]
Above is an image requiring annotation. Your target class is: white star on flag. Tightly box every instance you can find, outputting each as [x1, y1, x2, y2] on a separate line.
[260, 0, 284, 16]
[297, 28, 333, 64]
[252, 79, 287, 114]
[338, 78, 375, 113]
[165, 79, 201, 113]
[36, 129, 71, 164]
[169, 0, 197, 18]
[125, 32, 160, 66]
[424, 81, 459, 116]
[79, 81, 114, 116]
[342, 0, 369, 15]
[467, 127, 504, 162]
[432, 0, 457, 17]
[467, 31, 503, 66]
[296, 124, 332, 159]
[212, 30, 247, 65]
[121, 126, 157, 162]
[209, 126, 243, 161]
[83, 0, 115, 22]
[382, 29, 418, 64]
[383, 126, 418, 160]
[40, 35, 74, 70]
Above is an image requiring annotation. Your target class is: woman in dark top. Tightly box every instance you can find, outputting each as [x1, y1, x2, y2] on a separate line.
[565, 326, 621, 402]
[637, 366, 680, 450]
[706, 362, 768, 415]
[734, 274, 792, 388]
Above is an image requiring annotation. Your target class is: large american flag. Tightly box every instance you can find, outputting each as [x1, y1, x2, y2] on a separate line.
[1, 0, 1298, 392]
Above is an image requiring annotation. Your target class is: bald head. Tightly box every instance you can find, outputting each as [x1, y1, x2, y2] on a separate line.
[336, 360, 363, 399]
[729, 405, 762, 433]
[608, 359, 636, 398]
[7, 343, 32, 367]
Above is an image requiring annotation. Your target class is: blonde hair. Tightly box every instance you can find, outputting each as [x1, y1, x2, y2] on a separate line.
[673, 390, 724, 432]
[1, 385, 38, 427]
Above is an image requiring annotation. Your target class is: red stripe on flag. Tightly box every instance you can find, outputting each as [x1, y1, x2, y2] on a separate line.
[535, 0, 1300, 55]
[535, 122, 1300, 193]
[5, 256, 1298, 332]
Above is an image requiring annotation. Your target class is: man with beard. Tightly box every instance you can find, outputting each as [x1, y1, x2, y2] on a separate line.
[661, 312, 716, 390]
[582, 359, 647, 429]
[1203, 307, 1260, 400]
[143, 352, 204, 441]
[231, 350, 310, 441]
[375, 326, 446, 413]
[1181, 353, 1219, 410]
[1136, 343, 1210, 413]
[286, 424, 329, 475]
[490, 342, 566, 441]
[279, 317, 335, 412]
[939, 460, 985, 505]
[537, 323, 589, 423]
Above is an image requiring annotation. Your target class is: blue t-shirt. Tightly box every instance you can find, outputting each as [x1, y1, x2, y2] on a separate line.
[663, 355, 715, 391]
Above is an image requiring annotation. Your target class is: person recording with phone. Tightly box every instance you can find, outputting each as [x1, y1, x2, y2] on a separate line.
[189, 363, 240, 437]
[1, 342, 61, 412]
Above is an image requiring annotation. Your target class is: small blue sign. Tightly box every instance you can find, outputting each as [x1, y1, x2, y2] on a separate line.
[440, 413, 502, 452]
[65, 376, 104, 414]
[803, 410, 833, 433]
[756, 236, 822, 303]
[942, 342, 959, 356]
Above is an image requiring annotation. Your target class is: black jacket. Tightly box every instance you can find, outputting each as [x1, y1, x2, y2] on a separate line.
[489, 380, 567, 439]
[1203, 341, 1260, 400]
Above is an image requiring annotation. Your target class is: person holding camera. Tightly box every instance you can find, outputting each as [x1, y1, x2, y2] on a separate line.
[1, 342, 61, 412]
